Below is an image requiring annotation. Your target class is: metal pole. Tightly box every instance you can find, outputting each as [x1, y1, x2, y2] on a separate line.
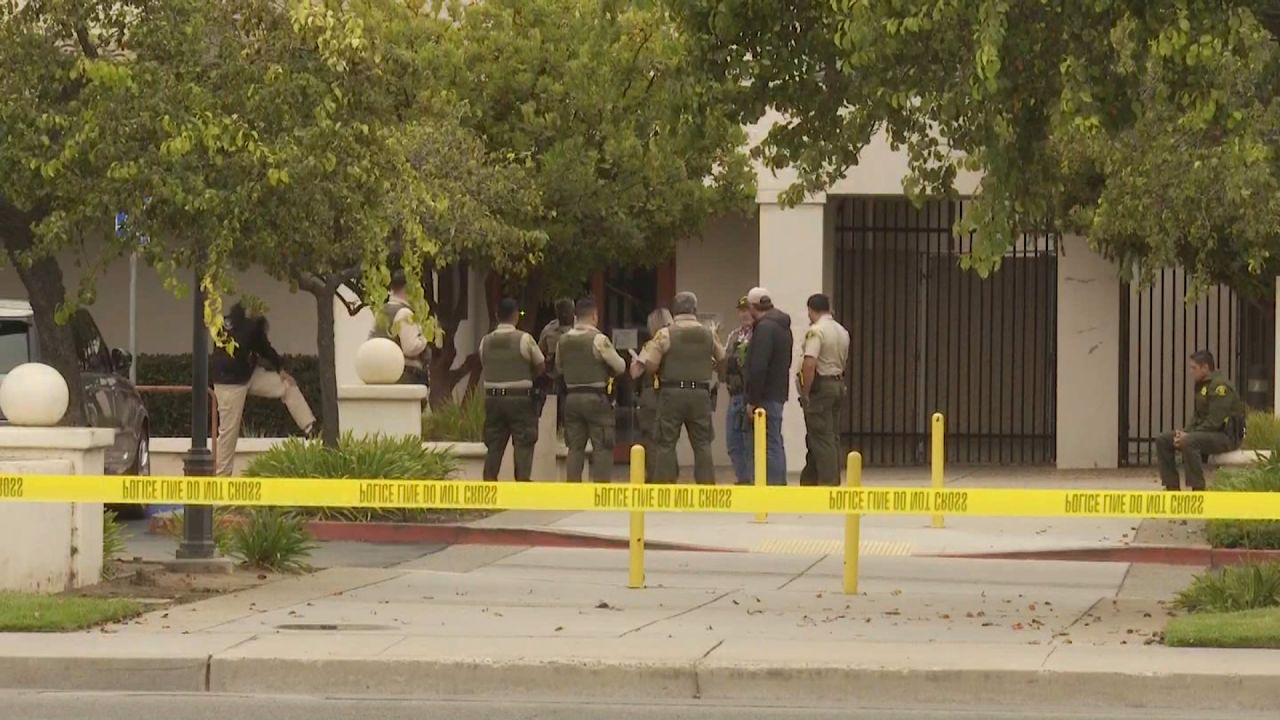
[752, 407, 767, 523]
[628, 444, 645, 589]
[931, 412, 945, 529]
[843, 451, 862, 594]
[128, 252, 137, 384]
[177, 262, 216, 559]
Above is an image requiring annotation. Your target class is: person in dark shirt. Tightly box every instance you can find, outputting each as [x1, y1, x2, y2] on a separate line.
[743, 286, 793, 486]
[211, 302, 318, 476]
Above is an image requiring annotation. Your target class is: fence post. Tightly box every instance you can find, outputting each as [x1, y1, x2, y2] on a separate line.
[932, 412, 945, 528]
[753, 407, 767, 523]
[629, 444, 645, 588]
[843, 451, 862, 594]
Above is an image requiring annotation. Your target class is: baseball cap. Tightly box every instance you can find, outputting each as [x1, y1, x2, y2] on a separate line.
[747, 287, 771, 306]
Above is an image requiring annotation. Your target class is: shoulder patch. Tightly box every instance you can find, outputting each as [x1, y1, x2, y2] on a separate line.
[1216, 385, 1228, 396]
[1200, 386, 1208, 397]
[805, 329, 818, 340]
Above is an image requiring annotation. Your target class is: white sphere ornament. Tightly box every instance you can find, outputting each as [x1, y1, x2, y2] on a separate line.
[0, 362, 70, 426]
[355, 338, 406, 385]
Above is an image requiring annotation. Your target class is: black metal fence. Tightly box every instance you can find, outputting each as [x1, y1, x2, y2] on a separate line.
[1118, 273, 1274, 465]
[833, 197, 1058, 466]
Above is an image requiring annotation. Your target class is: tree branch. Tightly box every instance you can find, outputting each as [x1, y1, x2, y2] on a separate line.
[74, 24, 99, 60]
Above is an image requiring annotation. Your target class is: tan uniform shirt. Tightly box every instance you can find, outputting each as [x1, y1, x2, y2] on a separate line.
[390, 305, 429, 370]
[556, 323, 626, 386]
[802, 314, 850, 377]
[638, 313, 726, 375]
[480, 323, 545, 389]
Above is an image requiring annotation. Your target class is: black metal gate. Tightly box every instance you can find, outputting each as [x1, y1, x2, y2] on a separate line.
[1118, 274, 1274, 465]
[833, 197, 1058, 465]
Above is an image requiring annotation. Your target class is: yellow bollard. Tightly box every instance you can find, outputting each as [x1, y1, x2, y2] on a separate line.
[628, 444, 645, 588]
[753, 407, 768, 523]
[931, 412, 945, 528]
[843, 451, 862, 594]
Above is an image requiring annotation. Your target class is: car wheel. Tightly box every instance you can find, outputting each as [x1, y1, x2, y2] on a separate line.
[132, 428, 151, 476]
[110, 430, 150, 520]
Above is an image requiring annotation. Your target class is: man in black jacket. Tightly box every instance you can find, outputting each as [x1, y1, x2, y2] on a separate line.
[743, 286, 792, 486]
[211, 302, 318, 476]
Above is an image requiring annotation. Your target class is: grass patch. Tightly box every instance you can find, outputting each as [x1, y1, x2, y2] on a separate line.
[0, 594, 142, 632]
[1166, 607, 1280, 648]
[422, 392, 484, 442]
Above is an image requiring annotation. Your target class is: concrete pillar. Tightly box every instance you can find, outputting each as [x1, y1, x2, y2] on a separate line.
[758, 194, 827, 472]
[1056, 236, 1120, 468]
[0, 427, 113, 591]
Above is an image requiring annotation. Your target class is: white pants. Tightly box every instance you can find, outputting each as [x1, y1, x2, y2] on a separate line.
[214, 368, 315, 476]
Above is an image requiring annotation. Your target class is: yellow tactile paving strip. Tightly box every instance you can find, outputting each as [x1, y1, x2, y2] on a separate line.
[749, 539, 912, 556]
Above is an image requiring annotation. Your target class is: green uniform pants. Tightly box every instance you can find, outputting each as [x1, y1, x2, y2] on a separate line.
[1156, 430, 1233, 491]
[800, 378, 844, 487]
[654, 387, 715, 484]
[637, 387, 659, 479]
[483, 394, 538, 481]
[565, 391, 616, 482]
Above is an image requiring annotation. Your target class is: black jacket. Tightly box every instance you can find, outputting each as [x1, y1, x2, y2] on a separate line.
[745, 308, 793, 405]
[210, 307, 284, 385]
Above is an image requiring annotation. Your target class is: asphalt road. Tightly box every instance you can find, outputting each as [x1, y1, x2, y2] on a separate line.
[0, 693, 1270, 720]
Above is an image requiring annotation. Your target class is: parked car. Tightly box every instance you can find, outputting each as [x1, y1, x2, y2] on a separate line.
[0, 300, 150, 477]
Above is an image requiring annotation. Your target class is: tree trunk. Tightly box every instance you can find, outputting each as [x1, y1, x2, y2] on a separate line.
[312, 286, 340, 447]
[301, 270, 356, 449]
[426, 263, 480, 408]
[0, 202, 85, 425]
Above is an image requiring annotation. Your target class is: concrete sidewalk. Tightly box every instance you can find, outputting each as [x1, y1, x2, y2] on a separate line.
[7, 539, 1276, 711]
[466, 468, 1164, 556]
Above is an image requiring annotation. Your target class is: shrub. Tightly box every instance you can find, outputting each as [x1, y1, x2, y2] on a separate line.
[102, 510, 128, 580]
[137, 353, 320, 437]
[1244, 410, 1280, 451]
[1208, 464, 1280, 549]
[245, 433, 461, 523]
[228, 508, 315, 573]
[1175, 563, 1280, 613]
[422, 392, 484, 442]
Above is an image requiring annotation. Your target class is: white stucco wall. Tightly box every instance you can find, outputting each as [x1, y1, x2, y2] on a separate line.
[1056, 236, 1120, 468]
[674, 211, 760, 470]
[0, 243, 317, 355]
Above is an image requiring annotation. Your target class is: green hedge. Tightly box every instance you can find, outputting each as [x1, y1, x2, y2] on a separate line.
[1209, 462, 1280, 549]
[137, 354, 320, 438]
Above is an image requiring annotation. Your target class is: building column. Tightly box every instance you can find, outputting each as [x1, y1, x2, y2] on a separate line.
[758, 193, 828, 473]
[1056, 235, 1120, 468]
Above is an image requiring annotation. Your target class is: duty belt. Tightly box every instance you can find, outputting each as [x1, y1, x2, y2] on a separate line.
[813, 374, 844, 383]
[662, 380, 710, 390]
[566, 386, 607, 394]
[485, 387, 533, 397]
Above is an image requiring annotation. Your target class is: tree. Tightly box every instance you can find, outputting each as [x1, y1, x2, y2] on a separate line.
[0, 0, 229, 424]
[435, 0, 756, 302]
[669, 1, 1280, 295]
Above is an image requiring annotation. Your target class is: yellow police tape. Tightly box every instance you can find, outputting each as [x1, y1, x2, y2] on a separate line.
[0, 473, 1274, 520]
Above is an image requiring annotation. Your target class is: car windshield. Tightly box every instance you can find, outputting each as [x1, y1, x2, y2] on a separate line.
[0, 320, 31, 377]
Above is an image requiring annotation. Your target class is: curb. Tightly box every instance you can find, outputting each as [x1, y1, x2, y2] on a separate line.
[941, 544, 1280, 566]
[146, 515, 734, 553]
[303, 521, 736, 553]
[5, 653, 1280, 712]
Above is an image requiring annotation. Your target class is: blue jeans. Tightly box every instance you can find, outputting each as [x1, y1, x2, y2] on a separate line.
[761, 400, 787, 486]
[725, 393, 752, 484]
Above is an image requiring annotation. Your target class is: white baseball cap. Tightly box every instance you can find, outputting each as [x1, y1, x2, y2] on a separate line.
[746, 287, 772, 306]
